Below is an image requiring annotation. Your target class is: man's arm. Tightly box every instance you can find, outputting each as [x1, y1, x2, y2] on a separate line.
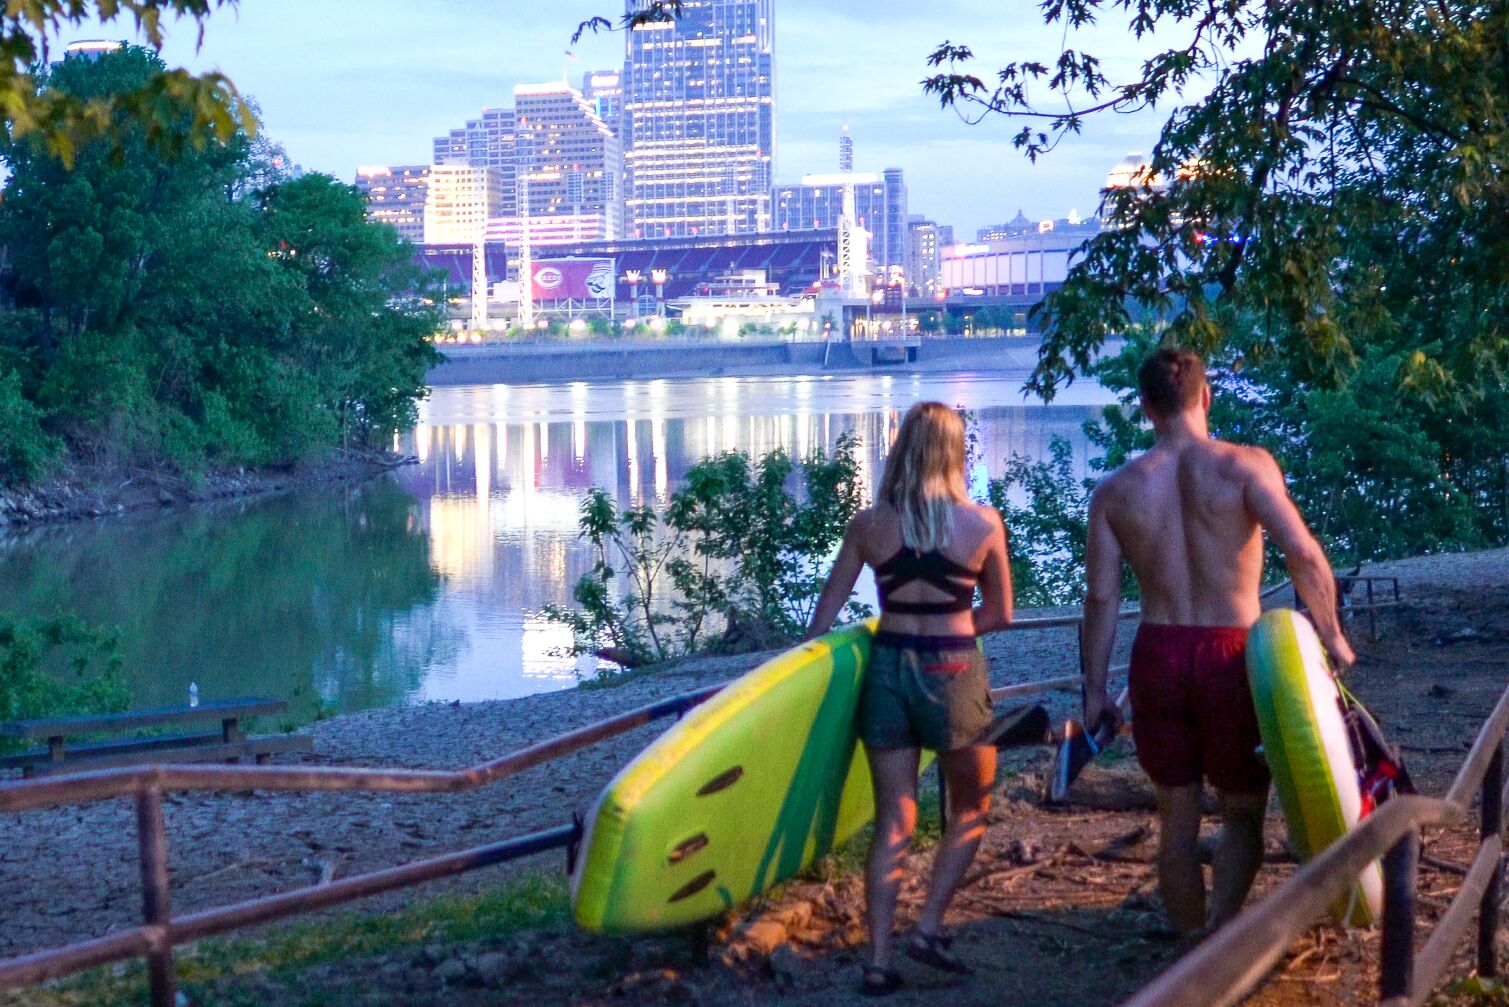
[1081, 484, 1124, 729]
[802, 514, 868, 642]
[1243, 450, 1357, 669]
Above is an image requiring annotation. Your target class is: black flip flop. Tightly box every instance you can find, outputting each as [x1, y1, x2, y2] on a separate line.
[905, 930, 973, 975]
[860, 964, 904, 997]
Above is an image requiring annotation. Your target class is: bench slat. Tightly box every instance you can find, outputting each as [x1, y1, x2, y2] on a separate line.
[0, 731, 224, 769]
[23, 735, 312, 777]
[0, 697, 287, 739]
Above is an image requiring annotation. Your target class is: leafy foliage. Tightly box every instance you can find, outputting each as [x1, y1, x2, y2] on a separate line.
[546, 435, 867, 676]
[924, 0, 1506, 403]
[0, 614, 128, 752]
[985, 437, 1095, 607]
[0, 1, 249, 169]
[0, 45, 440, 479]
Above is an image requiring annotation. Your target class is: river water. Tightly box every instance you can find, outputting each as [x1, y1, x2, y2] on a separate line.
[0, 372, 1115, 723]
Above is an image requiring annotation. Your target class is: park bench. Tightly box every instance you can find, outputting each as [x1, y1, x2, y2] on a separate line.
[0, 697, 313, 778]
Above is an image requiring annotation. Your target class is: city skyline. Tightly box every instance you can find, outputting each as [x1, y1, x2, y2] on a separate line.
[47, 0, 1171, 236]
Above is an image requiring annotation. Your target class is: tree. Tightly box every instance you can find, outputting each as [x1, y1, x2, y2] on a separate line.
[0, 1, 248, 168]
[0, 45, 440, 477]
[921, 0, 1506, 561]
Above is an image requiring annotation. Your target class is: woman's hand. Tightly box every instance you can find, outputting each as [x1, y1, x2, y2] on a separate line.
[804, 513, 868, 641]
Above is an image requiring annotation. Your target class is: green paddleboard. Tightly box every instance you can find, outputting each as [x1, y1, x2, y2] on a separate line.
[572, 620, 892, 933]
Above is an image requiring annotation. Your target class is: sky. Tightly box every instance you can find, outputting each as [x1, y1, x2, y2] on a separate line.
[52, 0, 1178, 237]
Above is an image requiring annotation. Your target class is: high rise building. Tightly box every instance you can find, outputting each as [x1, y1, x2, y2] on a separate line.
[354, 165, 431, 244]
[510, 81, 622, 243]
[582, 69, 624, 135]
[433, 108, 519, 218]
[774, 173, 885, 234]
[622, 0, 775, 239]
[772, 167, 908, 275]
[880, 167, 908, 275]
[838, 126, 853, 172]
[423, 164, 503, 245]
[907, 215, 942, 296]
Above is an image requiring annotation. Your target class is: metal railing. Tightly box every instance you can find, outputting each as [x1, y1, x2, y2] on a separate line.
[0, 575, 1371, 1005]
[1125, 676, 1509, 1007]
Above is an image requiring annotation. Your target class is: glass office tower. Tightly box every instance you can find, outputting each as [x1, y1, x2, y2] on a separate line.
[622, 0, 774, 239]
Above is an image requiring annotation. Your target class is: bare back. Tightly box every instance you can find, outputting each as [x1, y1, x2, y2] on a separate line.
[1096, 438, 1267, 627]
[856, 502, 1004, 637]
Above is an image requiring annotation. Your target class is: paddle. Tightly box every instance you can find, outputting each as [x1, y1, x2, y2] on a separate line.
[1046, 685, 1131, 803]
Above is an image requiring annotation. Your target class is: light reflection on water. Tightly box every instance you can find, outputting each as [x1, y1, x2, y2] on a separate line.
[0, 372, 1115, 720]
[390, 371, 1114, 703]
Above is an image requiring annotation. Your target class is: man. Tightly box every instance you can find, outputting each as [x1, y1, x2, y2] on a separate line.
[1081, 347, 1355, 936]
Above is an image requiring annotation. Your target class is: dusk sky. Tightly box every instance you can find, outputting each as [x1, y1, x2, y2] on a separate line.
[55, 0, 1177, 236]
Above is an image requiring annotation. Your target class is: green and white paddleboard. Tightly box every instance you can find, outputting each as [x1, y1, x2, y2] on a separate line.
[1248, 608, 1382, 925]
[572, 620, 891, 933]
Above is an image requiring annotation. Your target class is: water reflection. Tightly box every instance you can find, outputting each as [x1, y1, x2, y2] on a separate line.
[390, 372, 1112, 701]
[0, 480, 441, 723]
[0, 372, 1113, 718]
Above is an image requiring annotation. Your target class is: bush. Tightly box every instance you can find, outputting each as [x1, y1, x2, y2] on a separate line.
[546, 434, 868, 677]
[0, 369, 57, 482]
[0, 614, 129, 753]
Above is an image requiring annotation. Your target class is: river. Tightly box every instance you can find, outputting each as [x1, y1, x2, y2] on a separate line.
[0, 372, 1116, 724]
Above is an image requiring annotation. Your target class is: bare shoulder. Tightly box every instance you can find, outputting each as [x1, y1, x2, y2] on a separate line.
[1222, 441, 1283, 484]
[1090, 460, 1141, 506]
[961, 500, 1005, 531]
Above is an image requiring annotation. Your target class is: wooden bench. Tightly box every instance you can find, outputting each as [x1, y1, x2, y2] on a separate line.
[0, 697, 313, 778]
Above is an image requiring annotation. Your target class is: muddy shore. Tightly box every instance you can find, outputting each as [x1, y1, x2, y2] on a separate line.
[0, 450, 414, 529]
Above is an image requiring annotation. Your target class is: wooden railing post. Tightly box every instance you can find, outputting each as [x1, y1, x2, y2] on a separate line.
[136, 785, 175, 1007]
[1478, 740, 1504, 979]
[1380, 826, 1420, 1003]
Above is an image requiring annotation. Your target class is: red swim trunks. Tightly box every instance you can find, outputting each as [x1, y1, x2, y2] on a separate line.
[1128, 623, 1269, 795]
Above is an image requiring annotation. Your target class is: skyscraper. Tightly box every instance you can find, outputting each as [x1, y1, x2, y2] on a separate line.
[433, 108, 519, 218]
[622, 0, 775, 239]
[582, 70, 624, 135]
[423, 164, 503, 245]
[354, 165, 430, 244]
[510, 82, 622, 243]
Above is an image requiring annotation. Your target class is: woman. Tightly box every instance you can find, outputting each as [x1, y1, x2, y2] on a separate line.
[804, 401, 1014, 996]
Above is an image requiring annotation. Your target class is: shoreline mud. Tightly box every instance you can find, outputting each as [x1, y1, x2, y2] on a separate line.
[0, 449, 415, 531]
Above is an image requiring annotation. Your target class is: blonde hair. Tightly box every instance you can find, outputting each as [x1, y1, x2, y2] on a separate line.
[877, 402, 968, 553]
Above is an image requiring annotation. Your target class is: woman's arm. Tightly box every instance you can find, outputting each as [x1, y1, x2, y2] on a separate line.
[802, 514, 869, 642]
[972, 510, 1014, 636]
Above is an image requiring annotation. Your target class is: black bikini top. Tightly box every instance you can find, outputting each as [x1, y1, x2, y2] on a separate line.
[874, 547, 980, 616]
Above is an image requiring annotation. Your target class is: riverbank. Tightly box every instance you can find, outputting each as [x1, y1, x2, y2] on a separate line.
[426, 335, 1064, 386]
[0, 449, 415, 530]
[4, 548, 1506, 1005]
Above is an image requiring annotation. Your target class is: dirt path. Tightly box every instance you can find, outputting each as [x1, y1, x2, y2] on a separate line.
[2, 548, 1506, 1006]
[0, 595, 1121, 957]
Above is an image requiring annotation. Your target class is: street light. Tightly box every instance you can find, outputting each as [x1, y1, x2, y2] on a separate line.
[867, 287, 884, 340]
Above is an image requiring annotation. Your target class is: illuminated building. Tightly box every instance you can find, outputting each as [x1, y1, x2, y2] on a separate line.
[508, 82, 622, 244]
[423, 164, 503, 245]
[773, 166, 908, 275]
[63, 39, 123, 61]
[354, 165, 430, 244]
[433, 108, 519, 218]
[977, 210, 1100, 243]
[582, 70, 624, 135]
[907, 216, 942, 296]
[622, 0, 775, 239]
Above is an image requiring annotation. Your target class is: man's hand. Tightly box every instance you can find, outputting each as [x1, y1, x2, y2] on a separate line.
[1083, 686, 1118, 736]
[1322, 629, 1357, 674]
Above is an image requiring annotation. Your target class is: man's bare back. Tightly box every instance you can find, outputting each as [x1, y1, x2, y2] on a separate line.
[1094, 437, 1268, 627]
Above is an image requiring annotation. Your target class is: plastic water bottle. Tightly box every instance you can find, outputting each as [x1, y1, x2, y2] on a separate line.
[188, 682, 199, 708]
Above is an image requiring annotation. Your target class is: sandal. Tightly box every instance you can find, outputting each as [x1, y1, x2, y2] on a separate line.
[860, 964, 904, 997]
[905, 929, 973, 975]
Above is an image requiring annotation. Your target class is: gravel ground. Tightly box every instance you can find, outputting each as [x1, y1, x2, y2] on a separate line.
[0, 603, 1127, 957]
